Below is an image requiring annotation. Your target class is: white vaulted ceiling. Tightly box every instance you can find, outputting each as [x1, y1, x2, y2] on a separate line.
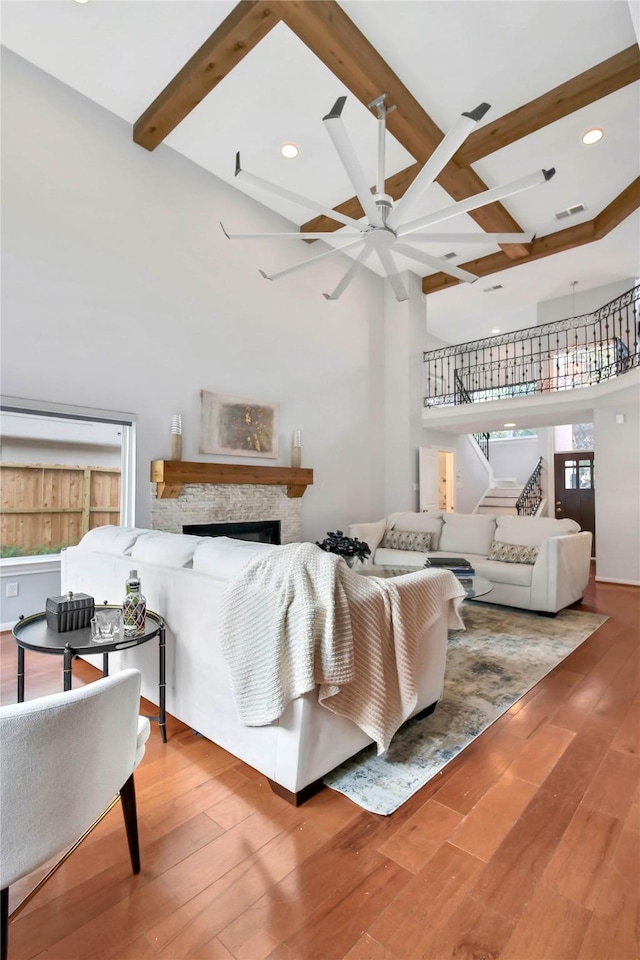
[2, 0, 638, 342]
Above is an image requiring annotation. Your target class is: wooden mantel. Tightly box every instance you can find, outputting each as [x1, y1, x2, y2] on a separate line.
[151, 460, 313, 500]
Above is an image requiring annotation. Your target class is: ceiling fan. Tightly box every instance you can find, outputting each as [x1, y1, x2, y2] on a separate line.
[221, 95, 555, 301]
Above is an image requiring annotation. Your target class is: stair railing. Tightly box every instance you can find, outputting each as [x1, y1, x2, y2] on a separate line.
[454, 373, 491, 459]
[516, 457, 543, 516]
[474, 431, 490, 460]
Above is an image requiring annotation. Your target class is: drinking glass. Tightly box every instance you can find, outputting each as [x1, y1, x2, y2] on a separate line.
[90, 608, 123, 643]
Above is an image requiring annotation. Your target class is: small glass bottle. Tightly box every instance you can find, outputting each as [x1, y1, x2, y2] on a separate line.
[123, 569, 146, 638]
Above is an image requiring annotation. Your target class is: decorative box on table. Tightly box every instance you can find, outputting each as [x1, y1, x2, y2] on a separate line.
[45, 591, 95, 632]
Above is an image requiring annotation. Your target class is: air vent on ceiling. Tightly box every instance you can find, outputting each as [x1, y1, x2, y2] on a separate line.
[483, 284, 504, 293]
[555, 203, 586, 221]
[441, 251, 457, 260]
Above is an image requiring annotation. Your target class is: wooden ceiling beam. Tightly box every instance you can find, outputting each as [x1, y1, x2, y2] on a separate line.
[594, 176, 640, 237]
[133, 0, 280, 151]
[421, 178, 640, 295]
[303, 44, 640, 240]
[455, 46, 640, 167]
[276, 0, 529, 258]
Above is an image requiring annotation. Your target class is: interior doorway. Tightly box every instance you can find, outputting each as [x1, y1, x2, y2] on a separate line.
[554, 452, 596, 554]
[419, 447, 455, 512]
[438, 451, 455, 511]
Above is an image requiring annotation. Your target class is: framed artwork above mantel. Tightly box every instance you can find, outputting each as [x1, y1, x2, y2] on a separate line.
[199, 390, 279, 459]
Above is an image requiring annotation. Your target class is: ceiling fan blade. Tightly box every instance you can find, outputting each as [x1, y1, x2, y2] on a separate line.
[220, 223, 363, 241]
[235, 152, 363, 230]
[258, 238, 364, 283]
[323, 97, 384, 227]
[387, 103, 491, 230]
[393, 242, 478, 283]
[405, 232, 535, 244]
[397, 168, 556, 238]
[375, 247, 408, 302]
[323, 247, 373, 300]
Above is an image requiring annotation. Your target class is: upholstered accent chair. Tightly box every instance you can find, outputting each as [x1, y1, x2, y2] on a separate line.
[0, 669, 150, 960]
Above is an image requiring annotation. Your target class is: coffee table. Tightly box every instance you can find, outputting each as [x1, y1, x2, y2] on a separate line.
[12, 606, 167, 742]
[356, 564, 493, 599]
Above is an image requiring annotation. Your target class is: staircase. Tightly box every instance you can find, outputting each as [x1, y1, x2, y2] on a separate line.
[475, 482, 524, 516]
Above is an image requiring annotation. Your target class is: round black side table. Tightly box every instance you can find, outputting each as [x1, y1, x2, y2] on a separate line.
[12, 606, 167, 742]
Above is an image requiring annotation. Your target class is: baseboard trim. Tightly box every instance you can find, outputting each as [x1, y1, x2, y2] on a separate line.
[595, 576, 640, 586]
[1, 621, 17, 633]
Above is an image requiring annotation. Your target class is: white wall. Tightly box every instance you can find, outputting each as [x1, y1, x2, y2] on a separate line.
[593, 383, 640, 584]
[488, 436, 540, 485]
[379, 273, 460, 519]
[537, 279, 635, 325]
[453, 436, 491, 513]
[1, 49, 387, 546]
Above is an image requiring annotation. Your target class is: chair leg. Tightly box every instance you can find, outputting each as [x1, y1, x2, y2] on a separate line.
[1, 886, 8, 960]
[120, 774, 141, 875]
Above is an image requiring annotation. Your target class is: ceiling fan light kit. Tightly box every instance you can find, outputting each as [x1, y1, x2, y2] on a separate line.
[221, 96, 556, 301]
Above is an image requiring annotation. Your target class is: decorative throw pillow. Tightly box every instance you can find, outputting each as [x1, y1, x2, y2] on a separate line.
[488, 540, 539, 564]
[379, 530, 433, 552]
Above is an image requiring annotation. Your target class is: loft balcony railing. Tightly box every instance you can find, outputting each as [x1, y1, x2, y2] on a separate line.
[423, 283, 640, 407]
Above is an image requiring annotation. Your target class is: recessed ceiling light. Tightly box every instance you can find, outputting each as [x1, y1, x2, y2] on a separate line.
[280, 143, 299, 159]
[504, 422, 516, 428]
[582, 128, 604, 145]
[491, 327, 501, 334]
[73, 0, 90, 4]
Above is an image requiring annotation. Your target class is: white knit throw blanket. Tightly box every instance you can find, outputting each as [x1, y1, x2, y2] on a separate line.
[219, 542, 466, 754]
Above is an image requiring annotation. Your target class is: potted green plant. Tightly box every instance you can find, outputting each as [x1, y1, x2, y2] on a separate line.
[315, 530, 371, 567]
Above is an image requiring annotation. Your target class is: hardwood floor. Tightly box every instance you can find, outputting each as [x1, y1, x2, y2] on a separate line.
[2, 574, 638, 960]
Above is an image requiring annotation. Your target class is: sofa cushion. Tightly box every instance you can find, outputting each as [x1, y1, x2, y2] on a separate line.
[78, 525, 146, 556]
[488, 540, 539, 565]
[439, 514, 496, 556]
[472, 557, 534, 587]
[494, 516, 580, 547]
[349, 519, 387, 554]
[379, 530, 433, 552]
[130, 531, 203, 568]
[387, 512, 444, 550]
[192, 536, 278, 579]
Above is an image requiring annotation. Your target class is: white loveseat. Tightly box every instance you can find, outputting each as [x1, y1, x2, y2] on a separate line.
[349, 512, 592, 615]
[61, 527, 464, 803]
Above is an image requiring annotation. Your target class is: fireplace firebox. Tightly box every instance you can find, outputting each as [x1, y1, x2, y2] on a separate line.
[183, 520, 281, 544]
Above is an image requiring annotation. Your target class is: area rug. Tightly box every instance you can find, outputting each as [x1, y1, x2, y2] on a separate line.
[323, 603, 607, 815]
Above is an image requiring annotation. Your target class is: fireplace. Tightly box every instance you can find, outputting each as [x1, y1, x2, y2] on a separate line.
[152, 479, 300, 543]
[183, 519, 281, 544]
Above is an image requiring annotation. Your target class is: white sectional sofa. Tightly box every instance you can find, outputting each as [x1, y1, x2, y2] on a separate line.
[349, 512, 592, 615]
[61, 526, 464, 803]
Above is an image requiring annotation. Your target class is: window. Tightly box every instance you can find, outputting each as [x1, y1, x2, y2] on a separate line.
[1, 398, 136, 560]
[563, 458, 594, 490]
[554, 423, 594, 452]
[489, 428, 538, 439]
[572, 423, 594, 450]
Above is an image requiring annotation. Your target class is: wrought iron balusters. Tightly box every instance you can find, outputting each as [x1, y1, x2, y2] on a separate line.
[423, 283, 639, 406]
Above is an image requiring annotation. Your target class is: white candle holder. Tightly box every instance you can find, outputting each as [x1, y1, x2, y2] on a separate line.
[291, 430, 302, 468]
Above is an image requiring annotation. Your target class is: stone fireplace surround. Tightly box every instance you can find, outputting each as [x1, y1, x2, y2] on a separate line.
[151, 482, 302, 544]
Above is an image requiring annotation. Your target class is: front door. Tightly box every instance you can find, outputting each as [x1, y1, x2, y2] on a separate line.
[554, 452, 596, 555]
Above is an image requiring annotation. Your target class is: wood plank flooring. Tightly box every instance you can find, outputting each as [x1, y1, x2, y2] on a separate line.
[1, 573, 638, 959]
